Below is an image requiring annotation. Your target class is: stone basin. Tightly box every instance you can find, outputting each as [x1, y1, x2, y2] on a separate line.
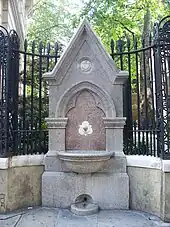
[57, 150, 113, 173]
[71, 202, 99, 216]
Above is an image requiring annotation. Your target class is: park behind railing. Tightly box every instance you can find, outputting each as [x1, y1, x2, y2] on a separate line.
[0, 16, 169, 158]
[111, 16, 170, 159]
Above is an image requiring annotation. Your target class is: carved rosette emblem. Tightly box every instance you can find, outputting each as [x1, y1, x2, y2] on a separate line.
[80, 58, 92, 72]
[78, 121, 93, 136]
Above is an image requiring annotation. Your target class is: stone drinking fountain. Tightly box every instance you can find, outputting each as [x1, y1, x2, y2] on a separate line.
[42, 19, 129, 215]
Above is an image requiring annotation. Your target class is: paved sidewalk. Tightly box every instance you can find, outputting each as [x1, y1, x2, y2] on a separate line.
[0, 207, 170, 227]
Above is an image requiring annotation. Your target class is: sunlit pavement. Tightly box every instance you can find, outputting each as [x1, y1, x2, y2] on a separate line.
[0, 207, 170, 227]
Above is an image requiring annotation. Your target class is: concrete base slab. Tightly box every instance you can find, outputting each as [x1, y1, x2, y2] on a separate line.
[42, 172, 129, 209]
[0, 207, 169, 227]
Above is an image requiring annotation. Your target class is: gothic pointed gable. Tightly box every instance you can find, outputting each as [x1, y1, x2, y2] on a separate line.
[43, 19, 122, 85]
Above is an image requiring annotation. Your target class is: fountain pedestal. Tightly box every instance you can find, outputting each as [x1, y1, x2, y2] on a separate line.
[42, 19, 129, 212]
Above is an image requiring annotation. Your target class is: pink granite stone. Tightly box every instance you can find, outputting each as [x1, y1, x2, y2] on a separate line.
[66, 90, 106, 150]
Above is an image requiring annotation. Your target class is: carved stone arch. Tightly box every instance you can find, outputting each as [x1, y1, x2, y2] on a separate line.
[65, 89, 105, 116]
[56, 81, 116, 118]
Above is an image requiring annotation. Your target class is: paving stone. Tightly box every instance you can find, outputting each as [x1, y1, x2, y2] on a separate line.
[16, 208, 60, 227]
[0, 215, 22, 227]
[97, 210, 159, 227]
[0, 208, 169, 227]
[56, 209, 97, 227]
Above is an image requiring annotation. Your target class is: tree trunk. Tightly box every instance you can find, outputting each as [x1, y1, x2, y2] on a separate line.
[140, 8, 153, 126]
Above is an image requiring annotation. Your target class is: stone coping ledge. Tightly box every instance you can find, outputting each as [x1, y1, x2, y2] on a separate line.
[0, 154, 170, 172]
[0, 155, 45, 169]
[126, 155, 170, 172]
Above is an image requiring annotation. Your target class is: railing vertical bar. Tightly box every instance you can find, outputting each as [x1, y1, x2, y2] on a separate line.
[46, 42, 50, 71]
[39, 42, 43, 130]
[134, 121, 137, 153]
[142, 39, 149, 155]
[111, 39, 115, 60]
[154, 43, 164, 158]
[54, 42, 58, 64]
[162, 42, 170, 155]
[127, 37, 133, 154]
[150, 127, 153, 155]
[18, 120, 22, 155]
[38, 42, 43, 154]
[30, 41, 35, 152]
[31, 41, 35, 129]
[0, 35, 7, 156]
[134, 38, 141, 152]
[22, 40, 27, 154]
[149, 46, 156, 156]
[4, 35, 11, 157]
[142, 129, 145, 155]
[10, 31, 20, 155]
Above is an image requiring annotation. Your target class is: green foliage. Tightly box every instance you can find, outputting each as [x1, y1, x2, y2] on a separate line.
[27, 0, 170, 50]
[80, 0, 170, 50]
[18, 42, 58, 132]
[27, 0, 82, 45]
[78, 0, 169, 123]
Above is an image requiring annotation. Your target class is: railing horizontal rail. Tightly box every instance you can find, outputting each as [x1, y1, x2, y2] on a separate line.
[13, 48, 60, 58]
[128, 129, 160, 132]
[111, 44, 156, 55]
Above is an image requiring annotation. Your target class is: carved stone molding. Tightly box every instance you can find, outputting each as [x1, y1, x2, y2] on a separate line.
[56, 81, 116, 118]
[79, 57, 92, 73]
[103, 117, 126, 129]
[46, 118, 68, 129]
[114, 71, 129, 85]
[65, 89, 105, 116]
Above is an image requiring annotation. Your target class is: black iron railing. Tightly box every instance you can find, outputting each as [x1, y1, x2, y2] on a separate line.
[111, 38, 160, 157]
[111, 16, 170, 158]
[0, 16, 169, 158]
[0, 27, 20, 157]
[0, 28, 61, 157]
[154, 16, 170, 159]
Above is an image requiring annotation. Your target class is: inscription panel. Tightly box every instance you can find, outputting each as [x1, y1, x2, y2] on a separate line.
[66, 90, 106, 150]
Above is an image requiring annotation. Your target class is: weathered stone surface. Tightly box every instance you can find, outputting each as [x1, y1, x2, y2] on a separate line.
[0, 215, 22, 227]
[42, 172, 129, 209]
[71, 202, 99, 216]
[7, 166, 44, 211]
[98, 156, 127, 173]
[128, 166, 161, 217]
[57, 150, 113, 173]
[66, 90, 106, 150]
[42, 19, 129, 211]
[45, 156, 70, 172]
[45, 154, 126, 173]
[17, 208, 60, 227]
[161, 172, 170, 222]
[0, 170, 8, 212]
[1, 207, 168, 227]
[57, 209, 98, 227]
[97, 210, 162, 227]
[0, 166, 44, 212]
[44, 20, 128, 119]
[49, 129, 66, 151]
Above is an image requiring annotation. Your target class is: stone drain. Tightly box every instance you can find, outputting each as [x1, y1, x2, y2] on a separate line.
[71, 194, 98, 216]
